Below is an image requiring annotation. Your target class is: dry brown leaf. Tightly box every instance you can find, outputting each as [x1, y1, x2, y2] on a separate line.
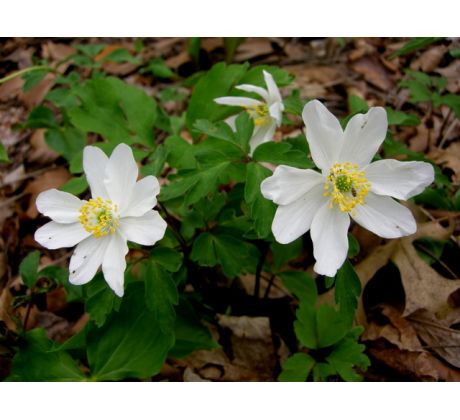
[234, 39, 273, 62]
[352, 57, 394, 91]
[369, 347, 460, 381]
[180, 315, 276, 381]
[24, 167, 70, 219]
[0, 77, 24, 101]
[411, 46, 447, 73]
[409, 310, 460, 368]
[408, 124, 430, 152]
[430, 143, 460, 184]
[436, 60, 460, 94]
[363, 305, 422, 351]
[28, 129, 59, 164]
[355, 221, 457, 326]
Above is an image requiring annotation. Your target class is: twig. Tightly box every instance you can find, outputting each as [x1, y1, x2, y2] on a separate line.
[413, 241, 458, 279]
[0, 65, 55, 85]
[254, 243, 269, 298]
[263, 274, 276, 299]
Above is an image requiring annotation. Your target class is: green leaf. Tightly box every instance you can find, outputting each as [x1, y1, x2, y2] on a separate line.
[83, 274, 121, 327]
[334, 260, 361, 325]
[244, 162, 276, 238]
[19, 251, 40, 288]
[75, 43, 106, 58]
[7, 329, 85, 381]
[141, 144, 167, 177]
[143, 58, 175, 79]
[295, 303, 349, 349]
[87, 282, 175, 381]
[102, 48, 141, 65]
[69, 77, 157, 146]
[414, 187, 453, 210]
[141, 259, 178, 334]
[186, 62, 249, 132]
[169, 298, 219, 358]
[194, 119, 235, 142]
[253, 141, 313, 169]
[234, 111, 254, 152]
[22, 69, 49, 92]
[347, 233, 360, 258]
[164, 135, 197, 170]
[150, 247, 183, 272]
[278, 352, 315, 382]
[270, 239, 302, 270]
[188, 37, 201, 62]
[441, 94, 460, 119]
[283, 89, 303, 115]
[449, 48, 460, 58]
[348, 95, 368, 114]
[386, 108, 420, 126]
[239, 65, 294, 88]
[60, 176, 88, 195]
[223, 37, 246, 63]
[22, 106, 57, 129]
[45, 127, 86, 162]
[389, 37, 443, 59]
[190, 232, 259, 278]
[0, 142, 10, 163]
[326, 327, 370, 381]
[46, 87, 79, 109]
[280, 271, 317, 306]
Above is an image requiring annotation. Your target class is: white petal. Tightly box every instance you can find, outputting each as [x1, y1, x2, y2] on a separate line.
[35, 221, 90, 250]
[69, 236, 109, 285]
[104, 143, 138, 214]
[102, 233, 129, 297]
[352, 193, 416, 239]
[119, 210, 167, 246]
[235, 84, 269, 102]
[36, 189, 82, 223]
[302, 100, 343, 172]
[83, 146, 109, 199]
[272, 184, 326, 244]
[269, 102, 283, 126]
[261, 165, 324, 205]
[121, 176, 161, 218]
[249, 122, 276, 156]
[310, 203, 350, 277]
[365, 159, 434, 200]
[214, 96, 262, 108]
[339, 107, 387, 167]
[225, 115, 238, 131]
[263, 70, 282, 104]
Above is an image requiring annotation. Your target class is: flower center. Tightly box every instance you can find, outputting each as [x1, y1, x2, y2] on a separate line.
[246, 104, 270, 126]
[324, 162, 371, 213]
[79, 197, 120, 238]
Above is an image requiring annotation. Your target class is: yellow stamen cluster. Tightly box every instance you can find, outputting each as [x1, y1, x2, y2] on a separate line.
[324, 162, 371, 214]
[245, 104, 270, 126]
[79, 197, 120, 238]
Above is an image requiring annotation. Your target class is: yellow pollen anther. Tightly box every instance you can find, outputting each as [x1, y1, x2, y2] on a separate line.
[79, 197, 120, 238]
[324, 162, 371, 214]
[245, 104, 270, 126]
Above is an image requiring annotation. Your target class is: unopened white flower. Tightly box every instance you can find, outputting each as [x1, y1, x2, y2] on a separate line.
[214, 70, 284, 155]
[34, 143, 167, 297]
[261, 100, 434, 277]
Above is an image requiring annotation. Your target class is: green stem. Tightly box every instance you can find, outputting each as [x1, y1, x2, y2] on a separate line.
[0, 65, 54, 85]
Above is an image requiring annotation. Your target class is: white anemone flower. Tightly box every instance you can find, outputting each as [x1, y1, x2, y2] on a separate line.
[261, 100, 434, 277]
[214, 70, 284, 155]
[34, 143, 167, 297]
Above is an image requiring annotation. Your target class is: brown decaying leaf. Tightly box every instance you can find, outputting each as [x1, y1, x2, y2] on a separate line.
[410, 46, 447, 73]
[409, 309, 460, 369]
[351, 57, 394, 91]
[369, 347, 460, 381]
[178, 315, 276, 381]
[363, 305, 422, 352]
[24, 167, 70, 219]
[430, 143, 460, 184]
[28, 129, 59, 164]
[356, 221, 459, 326]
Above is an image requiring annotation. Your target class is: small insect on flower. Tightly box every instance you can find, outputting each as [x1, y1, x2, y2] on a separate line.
[34, 143, 167, 297]
[261, 100, 435, 277]
[214, 70, 284, 156]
